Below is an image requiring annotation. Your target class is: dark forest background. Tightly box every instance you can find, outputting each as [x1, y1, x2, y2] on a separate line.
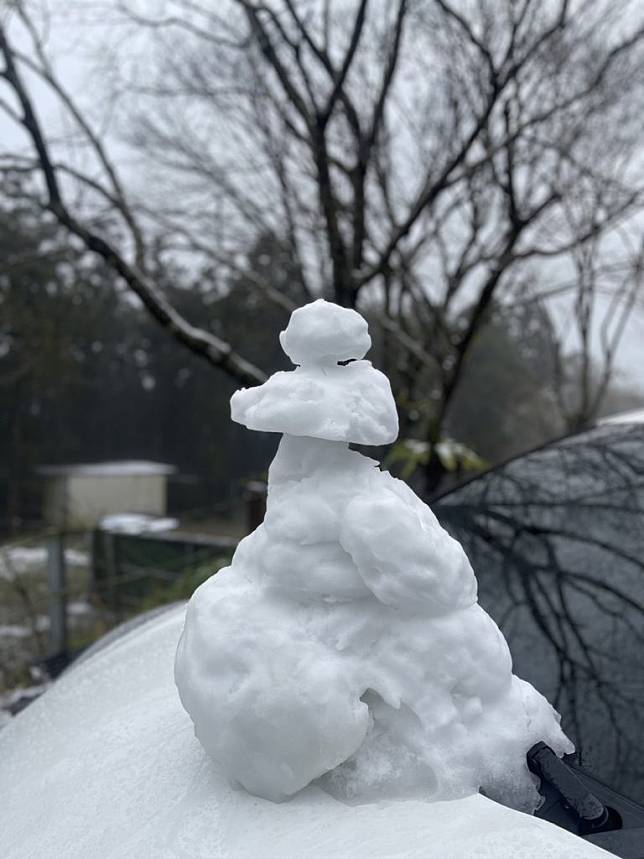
[3, 201, 642, 534]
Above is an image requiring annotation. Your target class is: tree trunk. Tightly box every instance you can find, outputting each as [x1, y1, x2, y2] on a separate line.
[423, 449, 448, 497]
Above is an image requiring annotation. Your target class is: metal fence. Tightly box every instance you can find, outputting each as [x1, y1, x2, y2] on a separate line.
[0, 526, 239, 696]
[90, 528, 237, 613]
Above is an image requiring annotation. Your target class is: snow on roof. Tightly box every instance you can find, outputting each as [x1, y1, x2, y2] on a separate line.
[99, 513, 178, 534]
[37, 460, 177, 478]
[598, 408, 644, 426]
[0, 606, 608, 858]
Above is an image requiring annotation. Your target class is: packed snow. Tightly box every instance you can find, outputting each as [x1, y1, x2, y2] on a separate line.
[231, 299, 398, 445]
[0, 605, 609, 858]
[0, 682, 49, 717]
[279, 298, 372, 364]
[175, 299, 573, 813]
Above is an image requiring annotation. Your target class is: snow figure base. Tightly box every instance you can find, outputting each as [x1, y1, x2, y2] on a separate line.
[175, 299, 573, 813]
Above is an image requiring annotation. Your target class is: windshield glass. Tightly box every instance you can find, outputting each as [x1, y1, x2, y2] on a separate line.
[434, 423, 644, 802]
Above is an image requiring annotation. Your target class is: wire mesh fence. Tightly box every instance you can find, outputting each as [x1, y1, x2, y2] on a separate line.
[90, 528, 237, 615]
[0, 522, 244, 714]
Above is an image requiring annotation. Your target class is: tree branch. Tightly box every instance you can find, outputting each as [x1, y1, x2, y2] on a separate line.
[0, 22, 266, 386]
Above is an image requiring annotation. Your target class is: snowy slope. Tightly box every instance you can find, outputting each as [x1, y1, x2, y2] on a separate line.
[0, 605, 609, 858]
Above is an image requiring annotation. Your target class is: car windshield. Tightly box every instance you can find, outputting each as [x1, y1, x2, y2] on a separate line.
[433, 422, 644, 803]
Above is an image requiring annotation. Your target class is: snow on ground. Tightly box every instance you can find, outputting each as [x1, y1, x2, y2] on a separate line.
[67, 599, 93, 616]
[0, 624, 35, 639]
[0, 605, 610, 858]
[177, 300, 572, 812]
[0, 602, 95, 638]
[0, 682, 50, 713]
[0, 616, 49, 638]
[0, 545, 88, 580]
[100, 513, 178, 534]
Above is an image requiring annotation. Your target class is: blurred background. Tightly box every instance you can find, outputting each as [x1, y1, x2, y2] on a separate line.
[0, 1, 643, 722]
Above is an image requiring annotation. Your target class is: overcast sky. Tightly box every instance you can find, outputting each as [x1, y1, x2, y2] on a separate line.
[2, 2, 643, 401]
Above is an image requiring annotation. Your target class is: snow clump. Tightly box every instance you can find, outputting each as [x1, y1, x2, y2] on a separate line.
[175, 298, 572, 812]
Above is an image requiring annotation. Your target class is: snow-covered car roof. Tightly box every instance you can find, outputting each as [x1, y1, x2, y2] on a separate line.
[0, 604, 609, 858]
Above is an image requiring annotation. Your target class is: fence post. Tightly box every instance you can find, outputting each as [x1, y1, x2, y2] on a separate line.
[47, 533, 67, 657]
[103, 530, 122, 620]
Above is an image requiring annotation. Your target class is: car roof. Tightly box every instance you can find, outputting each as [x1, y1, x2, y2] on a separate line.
[0, 604, 608, 858]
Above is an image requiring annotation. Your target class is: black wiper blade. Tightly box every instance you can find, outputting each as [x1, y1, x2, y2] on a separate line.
[528, 742, 644, 858]
[528, 742, 609, 830]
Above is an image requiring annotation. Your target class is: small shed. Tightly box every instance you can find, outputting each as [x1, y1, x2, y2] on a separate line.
[38, 460, 177, 529]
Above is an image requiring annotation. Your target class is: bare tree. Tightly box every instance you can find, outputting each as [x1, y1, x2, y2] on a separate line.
[0, 5, 265, 387]
[551, 232, 644, 433]
[1, 0, 643, 490]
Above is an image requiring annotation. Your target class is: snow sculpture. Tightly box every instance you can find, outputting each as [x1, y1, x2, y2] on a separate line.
[175, 298, 572, 812]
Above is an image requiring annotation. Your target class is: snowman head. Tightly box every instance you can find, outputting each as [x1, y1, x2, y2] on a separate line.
[279, 299, 372, 366]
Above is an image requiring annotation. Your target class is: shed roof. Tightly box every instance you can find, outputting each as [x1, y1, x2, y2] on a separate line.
[38, 460, 176, 478]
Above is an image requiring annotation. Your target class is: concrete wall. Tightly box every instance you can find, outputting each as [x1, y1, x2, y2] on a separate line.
[43, 474, 167, 529]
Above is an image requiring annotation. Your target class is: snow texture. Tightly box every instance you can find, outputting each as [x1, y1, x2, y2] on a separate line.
[279, 298, 372, 365]
[231, 300, 398, 445]
[0, 605, 609, 858]
[176, 299, 573, 813]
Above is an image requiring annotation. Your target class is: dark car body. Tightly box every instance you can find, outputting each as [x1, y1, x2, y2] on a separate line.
[433, 422, 644, 806]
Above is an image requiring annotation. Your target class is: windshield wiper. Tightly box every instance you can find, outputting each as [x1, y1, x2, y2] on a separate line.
[528, 742, 644, 858]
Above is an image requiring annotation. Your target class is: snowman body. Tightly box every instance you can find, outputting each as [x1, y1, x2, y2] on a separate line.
[175, 300, 572, 811]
